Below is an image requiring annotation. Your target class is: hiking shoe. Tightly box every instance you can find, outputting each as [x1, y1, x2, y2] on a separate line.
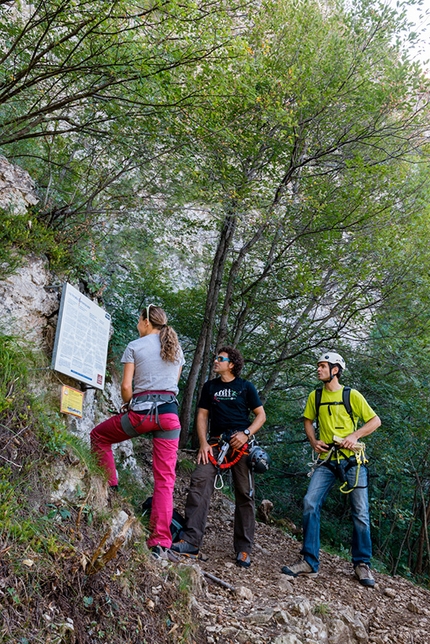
[150, 545, 169, 560]
[236, 552, 251, 568]
[281, 557, 318, 578]
[170, 539, 199, 555]
[354, 563, 375, 587]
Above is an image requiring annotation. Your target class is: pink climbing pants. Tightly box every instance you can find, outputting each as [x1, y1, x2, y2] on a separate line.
[90, 408, 180, 548]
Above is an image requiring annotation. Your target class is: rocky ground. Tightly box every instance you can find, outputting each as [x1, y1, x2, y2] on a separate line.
[149, 449, 430, 644]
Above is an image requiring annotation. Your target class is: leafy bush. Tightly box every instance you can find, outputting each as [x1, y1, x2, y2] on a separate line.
[0, 209, 67, 280]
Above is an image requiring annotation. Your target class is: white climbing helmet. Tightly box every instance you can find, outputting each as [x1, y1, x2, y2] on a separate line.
[317, 352, 346, 370]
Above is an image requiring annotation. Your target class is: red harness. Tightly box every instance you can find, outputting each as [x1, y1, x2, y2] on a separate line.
[208, 440, 249, 469]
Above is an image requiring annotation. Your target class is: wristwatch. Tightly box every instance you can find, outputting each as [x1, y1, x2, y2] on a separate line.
[243, 429, 251, 440]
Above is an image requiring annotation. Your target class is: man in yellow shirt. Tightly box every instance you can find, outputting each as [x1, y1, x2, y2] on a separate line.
[281, 352, 380, 587]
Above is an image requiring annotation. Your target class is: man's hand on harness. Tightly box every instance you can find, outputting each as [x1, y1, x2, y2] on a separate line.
[311, 439, 330, 454]
[229, 431, 249, 450]
[197, 441, 214, 465]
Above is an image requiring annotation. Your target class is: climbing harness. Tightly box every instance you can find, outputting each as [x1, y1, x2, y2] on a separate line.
[208, 433, 270, 499]
[120, 392, 180, 438]
[208, 431, 249, 490]
[208, 430, 249, 490]
[307, 438, 368, 494]
[309, 386, 369, 493]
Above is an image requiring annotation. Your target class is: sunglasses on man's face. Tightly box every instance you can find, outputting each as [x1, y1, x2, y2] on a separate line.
[214, 356, 230, 362]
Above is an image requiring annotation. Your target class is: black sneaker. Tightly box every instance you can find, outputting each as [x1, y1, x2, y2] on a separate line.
[236, 552, 251, 568]
[170, 539, 199, 555]
[354, 563, 375, 587]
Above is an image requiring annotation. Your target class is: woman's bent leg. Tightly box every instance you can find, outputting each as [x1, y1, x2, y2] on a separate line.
[90, 415, 129, 486]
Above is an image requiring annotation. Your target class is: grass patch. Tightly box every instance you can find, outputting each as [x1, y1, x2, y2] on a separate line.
[313, 602, 331, 616]
[177, 458, 195, 475]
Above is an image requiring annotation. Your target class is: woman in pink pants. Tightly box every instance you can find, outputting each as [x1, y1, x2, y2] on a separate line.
[91, 304, 184, 553]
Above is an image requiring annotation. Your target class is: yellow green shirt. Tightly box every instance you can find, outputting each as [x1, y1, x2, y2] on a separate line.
[303, 386, 376, 458]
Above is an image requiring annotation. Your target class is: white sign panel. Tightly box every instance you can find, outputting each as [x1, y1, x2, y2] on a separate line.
[52, 283, 111, 389]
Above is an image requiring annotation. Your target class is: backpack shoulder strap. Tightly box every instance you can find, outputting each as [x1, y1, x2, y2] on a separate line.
[314, 386, 356, 430]
[314, 387, 323, 430]
[342, 386, 356, 428]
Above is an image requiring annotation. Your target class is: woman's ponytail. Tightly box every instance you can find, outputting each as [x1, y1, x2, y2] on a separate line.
[159, 325, 181, 363]
[143, 305, 181, 363]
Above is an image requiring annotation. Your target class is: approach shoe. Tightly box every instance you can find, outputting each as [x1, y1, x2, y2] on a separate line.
[150, 545, 169, 560]
[281, 557, 318, 578]
[236, 552, 251, 568]
[354, 563, 375, 587]
[170, 539, 199, 555]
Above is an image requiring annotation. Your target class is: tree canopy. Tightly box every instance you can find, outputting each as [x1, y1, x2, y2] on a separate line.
[2, 0, 430, 580]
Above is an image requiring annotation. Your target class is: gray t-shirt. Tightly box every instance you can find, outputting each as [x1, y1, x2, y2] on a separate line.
[121, 334, 184, 395]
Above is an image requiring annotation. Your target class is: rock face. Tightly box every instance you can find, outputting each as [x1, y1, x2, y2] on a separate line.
[0, 155, 135, 472]
[0, 255, 60, 349]
[0, 155, 39, 214]
[0, 157, 58, 348]
[0, 256, 138, 482]
[0, 252, 139, 478]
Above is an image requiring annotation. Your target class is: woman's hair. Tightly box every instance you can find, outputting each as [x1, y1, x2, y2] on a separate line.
[142, 304, 181, 363]
[218, 345, 244, 377]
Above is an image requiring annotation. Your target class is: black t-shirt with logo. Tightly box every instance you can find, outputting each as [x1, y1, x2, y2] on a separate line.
[198, 377, 262, 438]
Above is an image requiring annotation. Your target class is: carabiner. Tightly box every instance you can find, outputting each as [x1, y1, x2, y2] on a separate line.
[214, 472, 224, 489]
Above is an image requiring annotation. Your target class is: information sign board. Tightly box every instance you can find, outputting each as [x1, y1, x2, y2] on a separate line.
[52, 283, 111, 389]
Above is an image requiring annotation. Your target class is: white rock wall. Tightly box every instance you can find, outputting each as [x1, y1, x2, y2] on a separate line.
[0, 155, 39, 214]
[0, 154, 139, 480]
[0, 255, 60, 348]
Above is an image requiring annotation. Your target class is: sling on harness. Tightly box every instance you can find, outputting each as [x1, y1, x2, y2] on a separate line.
[309, 387, 368, 494]
[308, 441, 368, 494]
[120, 392, 180, 439]
[208, 430, 249, 490]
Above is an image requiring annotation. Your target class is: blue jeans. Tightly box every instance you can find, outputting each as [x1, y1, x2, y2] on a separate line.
[301, 459, 372, 572]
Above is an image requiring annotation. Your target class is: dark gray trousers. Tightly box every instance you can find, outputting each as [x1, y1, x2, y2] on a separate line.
[181, 451, 255, 553]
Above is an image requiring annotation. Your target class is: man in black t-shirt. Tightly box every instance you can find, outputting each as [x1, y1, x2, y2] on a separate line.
[172, 346, 266, 567]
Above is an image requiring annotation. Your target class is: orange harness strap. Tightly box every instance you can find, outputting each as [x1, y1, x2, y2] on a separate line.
[208, 441, 249, 469]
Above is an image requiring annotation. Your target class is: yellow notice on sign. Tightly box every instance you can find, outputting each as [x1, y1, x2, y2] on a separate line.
[60, 385, 84, 418]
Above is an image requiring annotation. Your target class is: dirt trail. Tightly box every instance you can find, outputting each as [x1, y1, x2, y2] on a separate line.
[167, 451, 430, 644]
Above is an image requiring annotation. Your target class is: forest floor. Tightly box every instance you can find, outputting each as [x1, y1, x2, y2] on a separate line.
[156, 448, 430, 644]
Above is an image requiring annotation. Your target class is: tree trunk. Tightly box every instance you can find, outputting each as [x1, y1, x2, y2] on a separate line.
[179, 209, 237, 446]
